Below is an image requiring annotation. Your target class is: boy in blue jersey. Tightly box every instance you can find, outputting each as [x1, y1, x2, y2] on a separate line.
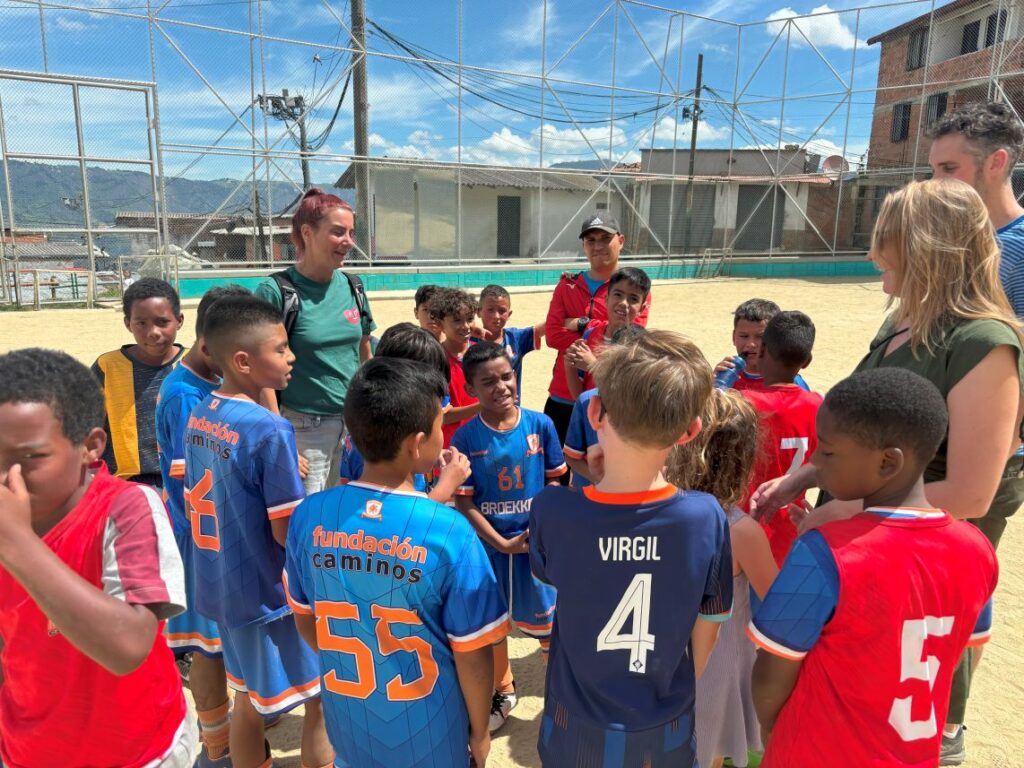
[337, 323, 470, 503]
[156, 284, 249, 766]
[452, 342, 567, 732]
[472, 284, 544, 403]
[530, 330, 733, 767]
[185, 296, 331, 768]
[285, 357, 509, 768]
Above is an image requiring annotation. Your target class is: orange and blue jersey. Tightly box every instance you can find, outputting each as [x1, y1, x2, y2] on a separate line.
[184, 392, 305, 628]
[563, 388, 599, 489]
[529, 484, 733, 767]
[451, 408, 567, 544]
[471, 325, 541, 404]
[156, 363, 219, 536]
[284, 481, 511, 768]
[156, 362, 222, 657]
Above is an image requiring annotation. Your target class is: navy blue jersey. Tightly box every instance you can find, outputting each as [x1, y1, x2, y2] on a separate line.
[451, 409, 566, 544]
[471, 326, 540, 404]
[563, 388, 599, 489]
[156, 363, 219, 536]
[530, 484, 732, 763]
[184, 392, 305, 627]
[285, 481, 510, 767]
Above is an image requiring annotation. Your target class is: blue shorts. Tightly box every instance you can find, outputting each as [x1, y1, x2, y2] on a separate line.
[165, 527, 222, 657]
[219, 612, 321, 716]
[539, 696, 696, 768]
[490, 550, 556, 639]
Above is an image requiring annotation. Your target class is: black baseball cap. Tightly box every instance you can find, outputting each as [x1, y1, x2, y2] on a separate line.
[579, 213, 621, 238]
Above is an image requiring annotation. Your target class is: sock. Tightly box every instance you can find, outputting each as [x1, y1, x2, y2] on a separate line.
[492, 641, 514, 694]
[197, 699, 231, 759]
[944, 724, 962, 738]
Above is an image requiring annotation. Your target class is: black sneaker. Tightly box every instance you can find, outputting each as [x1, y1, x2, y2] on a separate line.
[940, 725, 966, 766]
[488, 686, 518, 732]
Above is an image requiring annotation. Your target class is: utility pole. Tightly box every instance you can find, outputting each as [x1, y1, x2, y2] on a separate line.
[683, 53, 703, 255]
[351, 0, 372, 261]
[254, 188, 269, 262]
[258, 90, 311, 189]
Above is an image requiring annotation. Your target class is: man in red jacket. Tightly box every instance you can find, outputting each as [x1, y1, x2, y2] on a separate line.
[544, 214, 652, 457]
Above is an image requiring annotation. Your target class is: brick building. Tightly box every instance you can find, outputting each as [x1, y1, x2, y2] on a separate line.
[857, 0, 1024, 244]
[866, 0, 1023, 173]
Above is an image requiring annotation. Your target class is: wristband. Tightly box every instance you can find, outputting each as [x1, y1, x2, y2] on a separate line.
[576, 316, 589, 333]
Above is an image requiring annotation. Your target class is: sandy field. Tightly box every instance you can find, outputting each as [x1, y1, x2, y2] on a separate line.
[0, 277, 1020, 767]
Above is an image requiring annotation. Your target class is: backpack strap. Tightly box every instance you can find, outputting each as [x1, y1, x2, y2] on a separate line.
[342, 271, 374, 335]
[270, 270, 300, 337]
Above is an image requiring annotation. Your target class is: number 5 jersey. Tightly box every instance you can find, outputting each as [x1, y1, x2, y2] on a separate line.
[529, 484, 733, 767]
[748, 507, 997, 767]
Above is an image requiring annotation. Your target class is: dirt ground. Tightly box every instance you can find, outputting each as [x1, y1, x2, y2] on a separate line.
[1, 277, 1019, 767]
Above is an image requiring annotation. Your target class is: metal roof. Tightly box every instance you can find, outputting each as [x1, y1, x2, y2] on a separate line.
[0, 242, 94, 258]
[335, 159, 602, 192]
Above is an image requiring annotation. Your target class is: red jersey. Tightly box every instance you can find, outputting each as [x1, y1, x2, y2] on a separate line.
[544, 271, 651, 401]
[759, 510, 997, 767]
[0, 467, 188, 768]
[742, 383, 822, 565]
[442, 345, 478, 447]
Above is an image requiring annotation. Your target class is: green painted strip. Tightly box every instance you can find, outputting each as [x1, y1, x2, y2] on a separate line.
[175, 259, 878, 299]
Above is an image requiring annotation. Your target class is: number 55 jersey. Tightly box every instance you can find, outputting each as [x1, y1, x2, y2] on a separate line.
[284, 481, 512, 768]
[529, 484, 733, 767]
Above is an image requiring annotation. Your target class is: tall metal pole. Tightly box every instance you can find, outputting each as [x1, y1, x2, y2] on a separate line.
[298, 112, 311, 190]
[351, 0, 372, 261]
[683, 53, 703, 256]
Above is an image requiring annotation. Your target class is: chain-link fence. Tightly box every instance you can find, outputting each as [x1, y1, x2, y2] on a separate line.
[1, 0, 1021, 305]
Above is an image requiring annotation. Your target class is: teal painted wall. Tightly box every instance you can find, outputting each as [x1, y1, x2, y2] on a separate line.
[176, 259, 878, 299]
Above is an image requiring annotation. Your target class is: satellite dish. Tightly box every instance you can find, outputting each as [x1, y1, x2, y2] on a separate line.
[822, 154, 850, 181]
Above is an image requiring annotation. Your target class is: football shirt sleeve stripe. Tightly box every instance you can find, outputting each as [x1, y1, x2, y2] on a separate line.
[562, 445, 586, 459]
[267, 500, 300, 520]
[746, 622, 808, 660]
[282, 570, 313, 615]
[103, 484, 186, 619]
[545, 464, 568, 478]
[449, 614, 512, 652]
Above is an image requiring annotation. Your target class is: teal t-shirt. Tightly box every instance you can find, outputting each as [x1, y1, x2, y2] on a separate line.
[255, 268, 375, 416]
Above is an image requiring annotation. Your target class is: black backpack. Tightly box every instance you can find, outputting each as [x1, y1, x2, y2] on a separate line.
[270, 269, 374, 337]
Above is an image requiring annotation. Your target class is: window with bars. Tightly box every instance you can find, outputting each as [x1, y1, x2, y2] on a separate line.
[891, 103, 912, 142]
[962, 19, 981, 54]
[907, 27, 928, 69]
[986, 10, 1008, 47]
[926, 92, 948, 125]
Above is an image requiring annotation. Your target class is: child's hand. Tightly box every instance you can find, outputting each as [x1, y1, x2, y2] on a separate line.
[469, 730, 490, 766]
[575, 345, 597, 371]
[714, 356, 737, 374]
[797, 498, 861, 534]
[565, 339, 587, 367]
[297, 452, 310, 480]
[498, 530, 530, 555]
[438, 447, 472, 485]
[469, 323, 493, 341]
[0, 465, 35, 557]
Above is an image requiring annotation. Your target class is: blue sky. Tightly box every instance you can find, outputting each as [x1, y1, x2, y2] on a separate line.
[0, 0, 936, 193]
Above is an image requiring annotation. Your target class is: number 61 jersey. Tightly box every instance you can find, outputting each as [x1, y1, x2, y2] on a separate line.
[529, 484, 732, 767]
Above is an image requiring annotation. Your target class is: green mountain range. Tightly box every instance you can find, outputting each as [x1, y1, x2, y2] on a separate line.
[0, 159, 349, 229]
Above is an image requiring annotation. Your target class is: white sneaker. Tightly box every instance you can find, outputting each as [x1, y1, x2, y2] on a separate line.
[488, 687, 518, 732]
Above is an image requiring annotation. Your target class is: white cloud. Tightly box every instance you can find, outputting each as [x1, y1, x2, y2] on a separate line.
[764, 5, 865, 50]
[501, 1, 553, 49]
[54, 18, 88, 32]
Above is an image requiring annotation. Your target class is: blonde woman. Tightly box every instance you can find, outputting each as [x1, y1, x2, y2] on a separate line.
[750, 178, 1024, 765]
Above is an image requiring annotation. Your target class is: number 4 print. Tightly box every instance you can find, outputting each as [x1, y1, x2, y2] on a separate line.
[597, 574, 656, 674]
[889, 616, 954, 741]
